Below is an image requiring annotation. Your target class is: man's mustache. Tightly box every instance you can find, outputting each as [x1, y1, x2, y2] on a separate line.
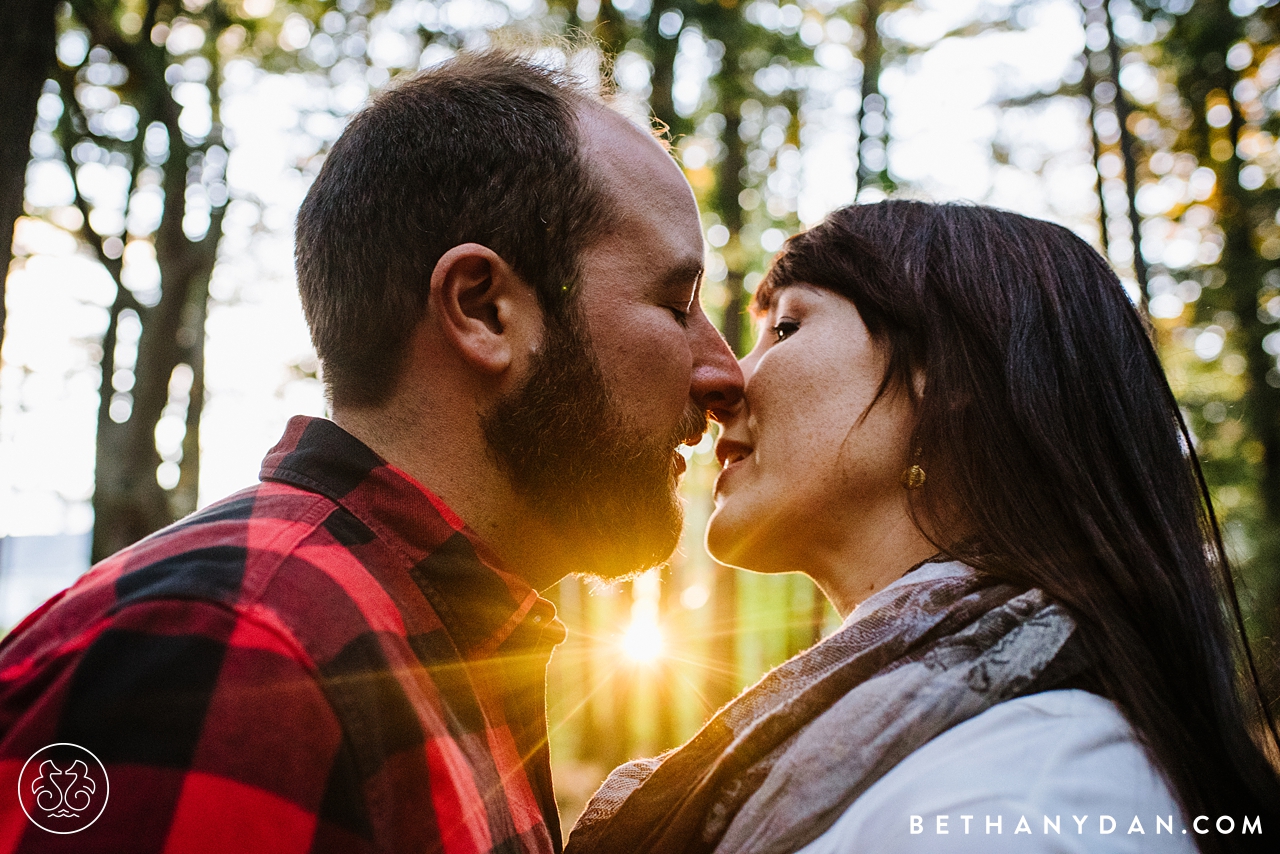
[675, 405, 709, 448]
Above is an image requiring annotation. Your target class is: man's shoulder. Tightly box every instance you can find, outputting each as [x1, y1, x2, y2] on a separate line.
[95, 481, 340, 606]
[0, 482, 384, 665]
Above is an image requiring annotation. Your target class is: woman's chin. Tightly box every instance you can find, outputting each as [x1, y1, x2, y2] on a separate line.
[705, 505, 775, 573]
[705, 506, 744, 569]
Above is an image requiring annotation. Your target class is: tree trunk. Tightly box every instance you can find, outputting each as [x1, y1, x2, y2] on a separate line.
[1080, 47, 1111, 259]
[606, 591, 633, 767]
[646, 3, 687, 142]
[596, 0, 627, 59]
[856, 0, 887, 191]
[0, 0, 59, 367]
[1219, 85, 1280, 588]
[702, 31, 750, 712]
[67, 0, 225, 561]
[90, 109, 191, 559]
[716, 41, 748, 356]
[1161, 0, 1280, 712]
[1102, 0, 1148, 308]
[654, 567, 677, 749]
[91, 157, 222, 559]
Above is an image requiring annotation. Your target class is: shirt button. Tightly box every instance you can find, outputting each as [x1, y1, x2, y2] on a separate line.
[532, 615, 542, 623]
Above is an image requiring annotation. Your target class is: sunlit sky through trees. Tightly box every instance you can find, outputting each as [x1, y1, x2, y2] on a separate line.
[0, 0, 1105, 544]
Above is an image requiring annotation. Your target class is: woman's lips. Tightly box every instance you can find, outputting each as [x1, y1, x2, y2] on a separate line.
[713, 451, 751, 495]
[714, 438, 753, 468]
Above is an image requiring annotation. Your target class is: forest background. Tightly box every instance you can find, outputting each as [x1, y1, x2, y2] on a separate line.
[2, 0, 1278, 824]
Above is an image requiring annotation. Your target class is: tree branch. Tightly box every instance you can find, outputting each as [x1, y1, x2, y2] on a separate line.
[53, 66, 151, 315]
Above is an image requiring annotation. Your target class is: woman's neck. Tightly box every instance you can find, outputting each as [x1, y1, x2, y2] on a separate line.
[808, 514, 943, 619]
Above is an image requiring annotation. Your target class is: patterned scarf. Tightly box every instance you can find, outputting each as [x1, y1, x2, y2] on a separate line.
[565, 562, 1085, 854]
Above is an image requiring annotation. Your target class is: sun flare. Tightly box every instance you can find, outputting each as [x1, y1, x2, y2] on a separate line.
[621, 620, 665, 664]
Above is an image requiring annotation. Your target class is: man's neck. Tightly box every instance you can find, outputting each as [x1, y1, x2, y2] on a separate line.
[332, 405, 576, 591]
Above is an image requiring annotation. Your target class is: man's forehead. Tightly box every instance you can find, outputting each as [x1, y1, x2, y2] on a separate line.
[577, 105, 696, 212]
[577, 106, 703, 292]
[577, 102, 667, 159]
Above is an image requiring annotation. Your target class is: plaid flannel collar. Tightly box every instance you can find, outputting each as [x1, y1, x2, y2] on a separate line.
[259, 415, 565, 657]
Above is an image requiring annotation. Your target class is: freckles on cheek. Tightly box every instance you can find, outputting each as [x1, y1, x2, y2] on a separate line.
[756, 357, 823, 427]
[761, 399, 854, 489]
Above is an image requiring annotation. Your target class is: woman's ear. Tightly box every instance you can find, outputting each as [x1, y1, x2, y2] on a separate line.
[429, 243, 543, 377]
[910, 366, 926, 403]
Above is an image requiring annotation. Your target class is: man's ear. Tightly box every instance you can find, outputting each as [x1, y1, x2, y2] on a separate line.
[429, 244, 542, 376]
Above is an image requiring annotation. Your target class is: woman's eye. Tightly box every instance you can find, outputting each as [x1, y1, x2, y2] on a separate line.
[772, 319, 799, 342]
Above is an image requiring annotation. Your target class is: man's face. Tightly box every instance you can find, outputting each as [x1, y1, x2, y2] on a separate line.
[483, 106, 742, 579]
[483, 307, 704, 576]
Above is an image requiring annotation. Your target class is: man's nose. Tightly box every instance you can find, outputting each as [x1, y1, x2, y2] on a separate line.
[689, 310, 745, 422]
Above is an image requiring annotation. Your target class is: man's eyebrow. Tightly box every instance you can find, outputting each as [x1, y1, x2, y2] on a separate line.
[664, 259, 705, 301]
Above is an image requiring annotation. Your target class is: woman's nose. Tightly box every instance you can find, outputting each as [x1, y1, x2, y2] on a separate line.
[737, 341, 764, 379]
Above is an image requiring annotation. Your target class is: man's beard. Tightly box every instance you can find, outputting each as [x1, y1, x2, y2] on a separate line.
[482, 308, 706, 579]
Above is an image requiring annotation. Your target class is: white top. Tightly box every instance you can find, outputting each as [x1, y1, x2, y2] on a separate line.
[793, 690, 1196, 853]
[793, 564, 1196, 853]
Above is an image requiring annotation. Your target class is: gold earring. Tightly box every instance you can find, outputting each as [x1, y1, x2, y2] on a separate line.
[901, 448, 926, 490]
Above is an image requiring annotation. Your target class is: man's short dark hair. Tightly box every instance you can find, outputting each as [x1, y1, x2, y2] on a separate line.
[295, 50, 613, 407]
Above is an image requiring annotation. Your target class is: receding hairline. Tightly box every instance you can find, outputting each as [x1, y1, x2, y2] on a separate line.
[573, 102, 696, 241]
[296, 47, 635, 408]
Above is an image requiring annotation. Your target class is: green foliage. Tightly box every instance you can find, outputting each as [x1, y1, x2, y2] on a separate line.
[1106, 1, 1280, 672]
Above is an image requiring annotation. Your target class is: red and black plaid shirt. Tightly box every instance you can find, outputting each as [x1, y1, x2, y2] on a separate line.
[0, 416, 566, 853]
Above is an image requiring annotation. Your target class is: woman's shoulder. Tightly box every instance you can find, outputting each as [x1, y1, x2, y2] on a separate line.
[794, 689, 1195, 854]
[934, 687, 1138, 750]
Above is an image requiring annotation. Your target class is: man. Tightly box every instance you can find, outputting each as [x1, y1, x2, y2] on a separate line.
[0, 51, 742, 853]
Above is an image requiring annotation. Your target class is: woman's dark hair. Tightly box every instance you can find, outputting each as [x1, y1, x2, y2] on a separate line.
[758, 200, 1280, 852]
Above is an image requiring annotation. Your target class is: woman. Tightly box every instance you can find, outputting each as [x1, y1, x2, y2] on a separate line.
[565, 201, 1280, 853]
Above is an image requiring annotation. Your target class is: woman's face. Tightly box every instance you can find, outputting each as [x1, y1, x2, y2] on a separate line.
[706, 284, 923, 586]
